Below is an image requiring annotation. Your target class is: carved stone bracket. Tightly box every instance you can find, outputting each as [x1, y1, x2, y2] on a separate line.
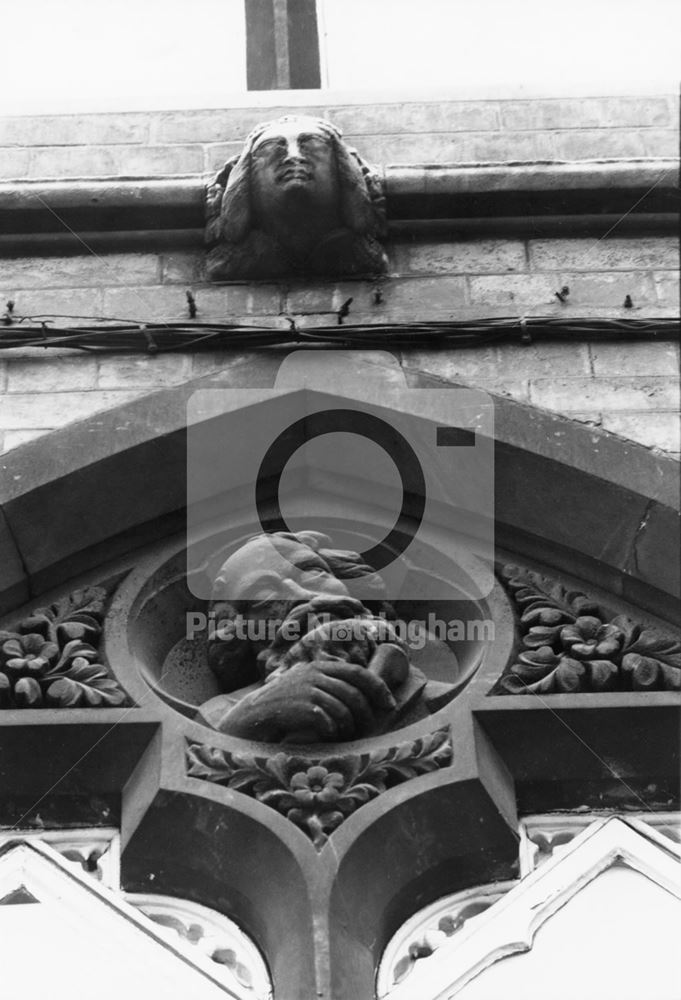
[0, 584, 129, 709]
[495, 565, 681, 694]
[205, 115, 387, 279]
[186, 729, 452, 849]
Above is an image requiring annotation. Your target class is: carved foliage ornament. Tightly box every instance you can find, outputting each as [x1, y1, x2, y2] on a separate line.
[205, 115, 387, 279]
[0, 586, 127, 709]
[496, 565, 681, 694]
[186, 728, 452, 849]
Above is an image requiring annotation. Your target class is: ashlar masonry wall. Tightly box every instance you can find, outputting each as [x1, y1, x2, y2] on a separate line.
[0, 95, 678, 457]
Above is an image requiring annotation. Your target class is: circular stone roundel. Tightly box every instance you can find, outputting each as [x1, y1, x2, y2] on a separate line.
[104, 520, 515, 747]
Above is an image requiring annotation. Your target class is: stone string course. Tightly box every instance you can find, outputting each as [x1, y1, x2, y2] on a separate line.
[0, 96, 677, 177]
[0, 96, 678, 457]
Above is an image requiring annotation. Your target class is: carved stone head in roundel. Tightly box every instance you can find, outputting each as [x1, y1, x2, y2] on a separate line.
[205, 115, 387, 279]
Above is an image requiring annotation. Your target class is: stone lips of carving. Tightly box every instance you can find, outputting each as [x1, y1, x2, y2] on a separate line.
[186, 728, 452, 849]
[205, 115, 387, 279]
[495, 564, 681, 694]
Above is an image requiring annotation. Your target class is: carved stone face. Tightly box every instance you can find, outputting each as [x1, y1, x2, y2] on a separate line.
[249, 117, 339, 224]
[214, 534, 349, 636]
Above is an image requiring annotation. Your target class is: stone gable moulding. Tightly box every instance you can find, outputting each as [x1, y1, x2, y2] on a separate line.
[0, 358, 678, 999]
[0, 838, 271, 999]
[380, 816, 681, 1000]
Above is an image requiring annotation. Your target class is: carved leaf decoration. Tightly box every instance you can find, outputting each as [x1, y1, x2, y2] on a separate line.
[44, 657, 127, 708]
[618, 616, 681, 669]
[187, 729, 452, 849]
[497, 568, 681, 694]
[0, 673, 12, 708]
[19, 586, 108, 646]
[14, 676, 43, 708]
[0, 585, 128, 710]
[501, 566, 600, 627]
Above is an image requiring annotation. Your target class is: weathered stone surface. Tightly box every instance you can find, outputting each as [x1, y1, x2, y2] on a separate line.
[0, 254, 160, 289]
[205, 116, 387, 280]
[529, 376, 680, 412]
[529, 237, 679, 273]
[500, 97, 673, 131]
[199, 531, 459, 744]
[495, 564, 681, 694]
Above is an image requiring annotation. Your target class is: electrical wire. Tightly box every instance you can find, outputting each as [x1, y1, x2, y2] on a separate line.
[0, 314, 678, 353]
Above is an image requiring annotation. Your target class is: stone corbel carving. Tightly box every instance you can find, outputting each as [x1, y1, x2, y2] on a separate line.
[205, 115, 387, 279]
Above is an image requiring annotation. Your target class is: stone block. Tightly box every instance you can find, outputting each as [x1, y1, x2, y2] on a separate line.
[552, 130, 647, 160]
[529, 237, 678, 272]
[0, 254, 160, 289]
[601, 411, 681, 453]
[0, 390, 146, 429]
[468, 275, 555, 307]
[529, 376, 680, 412]
[589, 341, 679, 376]
[7, 357, 98, 392]
[97, 354, 192, 389]
[345, 133, 470, 164]
[103, 284, 282, 322]
[0, 148, 30, 179]
[161, 253, 207, 284]
[376, 276, 468, 315]
[0, 113, 149, 147]
[327, 101, 500, 135]
[285, 282, 376, 315]
[28, 144, 203, 179]
[641, 129, 681, 157]
[495, 341, 591, 377]
[557, 273, 657, 307]
[500, 97, 672, 131]
[402, 342, 589, 381]
[10, 287, 102, 320]
[390, 239, 526, 276]
[654, 274, 680, 308]
[400, 347, 497, 380]
[458, 131, 555, 162]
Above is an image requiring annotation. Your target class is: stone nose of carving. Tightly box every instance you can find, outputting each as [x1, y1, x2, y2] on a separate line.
[283, 138, 306, 161]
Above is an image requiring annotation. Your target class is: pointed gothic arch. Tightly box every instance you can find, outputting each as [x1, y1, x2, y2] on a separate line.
[0, 353, 678, 999]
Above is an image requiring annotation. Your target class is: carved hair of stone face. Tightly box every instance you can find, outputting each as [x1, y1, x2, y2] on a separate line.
[213, 115, 385, 246]
[207, 531, 389, 691]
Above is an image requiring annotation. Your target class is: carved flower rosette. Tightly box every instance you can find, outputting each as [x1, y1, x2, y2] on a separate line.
[187, 729, 452, 849]
[0, 586, 128, 709]
[496, 565, 681, 695]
